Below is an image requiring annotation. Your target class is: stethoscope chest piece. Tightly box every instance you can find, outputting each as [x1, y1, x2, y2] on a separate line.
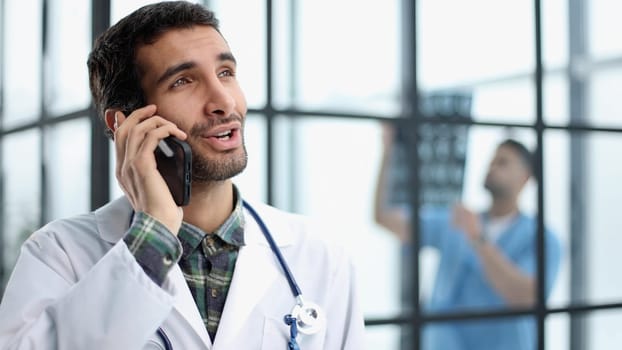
[243, 201, 326, 346]
[289, 298, 326, 335]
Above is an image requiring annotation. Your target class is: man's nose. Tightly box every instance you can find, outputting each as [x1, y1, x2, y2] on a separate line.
[204, 79, 235, 117]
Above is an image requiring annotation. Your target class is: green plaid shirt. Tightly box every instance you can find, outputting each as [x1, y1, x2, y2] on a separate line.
[124, 186, 245, 341]
[124, 211, 183, 285]
[177, 191, 245, 340]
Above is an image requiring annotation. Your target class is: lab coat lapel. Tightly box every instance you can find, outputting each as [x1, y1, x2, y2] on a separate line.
[96, 197, 212, 348]
[166, 265, 212, 348]
[212, 204, 290, 348]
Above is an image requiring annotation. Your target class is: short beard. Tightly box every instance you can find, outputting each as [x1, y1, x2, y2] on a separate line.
[187, 114, 248, 183]
[191, 146, 248, 183]
[484, 180, 509, 199]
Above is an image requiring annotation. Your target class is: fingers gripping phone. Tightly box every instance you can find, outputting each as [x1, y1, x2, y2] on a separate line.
[155, 137, 192, 206]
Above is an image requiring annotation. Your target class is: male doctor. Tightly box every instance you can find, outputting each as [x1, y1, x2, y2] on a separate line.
[0, 1, 364, 349]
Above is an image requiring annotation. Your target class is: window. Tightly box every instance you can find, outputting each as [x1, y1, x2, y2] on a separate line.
[1, 0, 92, 286]
[1, 1, 621, 348]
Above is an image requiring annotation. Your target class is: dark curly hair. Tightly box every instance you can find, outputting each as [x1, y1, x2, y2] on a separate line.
[87, 1, 220, 138]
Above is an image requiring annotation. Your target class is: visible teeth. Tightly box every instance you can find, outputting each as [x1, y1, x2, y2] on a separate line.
[216, 130, 232, 137]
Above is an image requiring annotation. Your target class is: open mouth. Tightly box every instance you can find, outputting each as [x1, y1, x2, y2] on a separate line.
[214, 129, 233, 140]
[201, 127, 241, 151]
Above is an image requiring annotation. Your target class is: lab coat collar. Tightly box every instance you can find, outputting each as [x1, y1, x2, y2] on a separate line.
[241, 199, 296, 248]
[95, 196, 134, 244]
[94, 196, 296, 248]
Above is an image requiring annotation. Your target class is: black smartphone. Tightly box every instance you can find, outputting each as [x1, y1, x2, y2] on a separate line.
[154, 136, 192, 206]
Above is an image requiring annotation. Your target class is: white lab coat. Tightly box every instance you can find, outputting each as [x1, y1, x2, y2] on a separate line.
[0, 197, 365, 349]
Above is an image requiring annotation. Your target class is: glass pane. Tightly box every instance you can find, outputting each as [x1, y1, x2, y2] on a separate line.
[546, 130, 622, 307]
[547, 313, 570, 350]
[548, 310, 622, 350]
[544, 73, 569, 125]
[290, 0, 400, 116]
[468, 79, 534, 123]
[467, 73, 567, 125]
[418, 1, 569, 125]
[418, 1, 548, 124]
[418, 1, 533, 92]
[45, 0, 91, 116]
[44, 118, 91, 221]
[543, 0, 569, 69]
[111, 0, 203, 23]
[587, 309, 622, 349]
[2, 0, 42, 128]
[365, 325, 400, 350]
[422, 316, 536, 350]
[272, 116, 295, 211]
[1, 130, 41, 286]
[210, 0, 266, 110]
[585, 133, 622, 304]
[590, 66, 622, 127]
[232, 114, 266, 202]
[272, 0, 292, 110]
[589, 0, 622, 59]
[273, 116, 402, 318]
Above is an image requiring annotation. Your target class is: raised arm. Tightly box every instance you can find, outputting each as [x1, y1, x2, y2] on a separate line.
[452, 204, 535, 307]
[373, 123, 412, 243]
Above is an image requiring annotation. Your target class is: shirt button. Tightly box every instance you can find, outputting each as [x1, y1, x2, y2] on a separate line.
[211, 288, 218, 298]
[163, 254, 173, 266]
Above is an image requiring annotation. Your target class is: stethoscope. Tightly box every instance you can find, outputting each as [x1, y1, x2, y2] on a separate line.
[152, 200, 325, 350]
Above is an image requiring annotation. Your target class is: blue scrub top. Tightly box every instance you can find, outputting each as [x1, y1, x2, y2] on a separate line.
[411, 206, 562, 350]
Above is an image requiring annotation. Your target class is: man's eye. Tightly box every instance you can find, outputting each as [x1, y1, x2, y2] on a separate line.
[171, 77, 190, 88]
[218, 69, 235, 78]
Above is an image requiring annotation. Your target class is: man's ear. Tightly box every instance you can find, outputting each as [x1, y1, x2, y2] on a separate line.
[104, 109, 125, 134]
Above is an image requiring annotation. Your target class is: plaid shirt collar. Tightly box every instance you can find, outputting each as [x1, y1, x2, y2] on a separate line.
[178, 185, 246, 258]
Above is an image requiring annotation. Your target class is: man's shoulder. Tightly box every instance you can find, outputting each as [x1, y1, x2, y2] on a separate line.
[31, 211, 98, 244]
[26, 197, 130, 253]
[16, 211, 103, 278]
[516, 213, 560, 237]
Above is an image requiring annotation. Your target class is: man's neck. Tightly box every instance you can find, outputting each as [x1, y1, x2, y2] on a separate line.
[182, 180, 235, 234]
[489, 197, 519, 218]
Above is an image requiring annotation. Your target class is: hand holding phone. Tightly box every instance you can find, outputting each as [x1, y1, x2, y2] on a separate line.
[155, 137, 192, 206]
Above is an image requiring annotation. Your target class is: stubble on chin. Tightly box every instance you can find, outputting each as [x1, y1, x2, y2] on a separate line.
[191, 146, 248, 183]
[187, 114, 248, 183]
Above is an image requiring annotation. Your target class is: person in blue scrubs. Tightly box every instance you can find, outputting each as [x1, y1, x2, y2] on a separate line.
[374, 125, 562, 350]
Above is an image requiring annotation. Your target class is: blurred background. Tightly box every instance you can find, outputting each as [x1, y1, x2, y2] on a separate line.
[1, 0, 621, 349]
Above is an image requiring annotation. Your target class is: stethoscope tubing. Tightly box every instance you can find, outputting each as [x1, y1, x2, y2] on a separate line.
[156, 327, 173, 350]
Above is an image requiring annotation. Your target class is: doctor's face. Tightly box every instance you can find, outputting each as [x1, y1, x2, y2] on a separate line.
[135, 25, 248, 182]
[484, 145, 530, 198]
